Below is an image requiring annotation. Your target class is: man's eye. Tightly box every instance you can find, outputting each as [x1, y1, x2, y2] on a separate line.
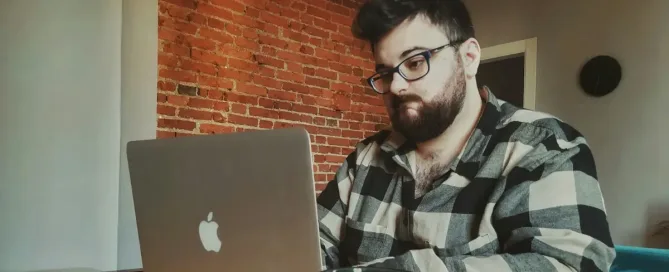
[407, 60, 424, 69]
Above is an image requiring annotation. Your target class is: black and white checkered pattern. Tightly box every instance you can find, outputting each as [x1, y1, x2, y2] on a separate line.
[317, 88, 616, 272]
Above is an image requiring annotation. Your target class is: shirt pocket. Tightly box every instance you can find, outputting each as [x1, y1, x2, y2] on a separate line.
[340, 218, 396, 265]
[437, 234, 499, 257]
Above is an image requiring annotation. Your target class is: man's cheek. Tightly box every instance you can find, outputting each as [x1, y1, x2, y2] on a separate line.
[418, 73, 447, 99]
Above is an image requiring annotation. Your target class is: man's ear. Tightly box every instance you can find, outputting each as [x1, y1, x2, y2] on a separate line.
[459, 38, 481, 79]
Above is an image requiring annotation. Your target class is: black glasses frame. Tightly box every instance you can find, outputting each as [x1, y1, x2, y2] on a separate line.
[367, 41, 463, 94]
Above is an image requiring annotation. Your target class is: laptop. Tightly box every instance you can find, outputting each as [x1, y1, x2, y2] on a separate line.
[126, 128, 322, 272]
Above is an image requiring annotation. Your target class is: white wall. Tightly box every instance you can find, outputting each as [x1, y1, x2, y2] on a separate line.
[468, 0, 669, 247]
[118, 0, 158, 270]
[0, 1, 121, 271]
[0, 0, 157, 271]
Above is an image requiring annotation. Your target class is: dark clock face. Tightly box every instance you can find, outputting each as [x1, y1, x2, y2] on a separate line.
[579, 55, 622, 97]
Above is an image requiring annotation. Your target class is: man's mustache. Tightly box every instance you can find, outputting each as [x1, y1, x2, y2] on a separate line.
[392, 94, 423, 108]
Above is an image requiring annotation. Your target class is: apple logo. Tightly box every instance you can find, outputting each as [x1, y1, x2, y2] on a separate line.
[198, 211, 222, 253]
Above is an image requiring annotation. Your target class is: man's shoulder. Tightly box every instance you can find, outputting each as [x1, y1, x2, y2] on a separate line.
[496, 102, 587, 146]
[493, 102, 595, 175]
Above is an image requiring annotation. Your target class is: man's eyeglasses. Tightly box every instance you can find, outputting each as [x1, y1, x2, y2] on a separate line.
[367, 41, 462, 94]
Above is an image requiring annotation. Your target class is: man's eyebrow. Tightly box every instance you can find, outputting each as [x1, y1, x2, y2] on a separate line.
[374, 46, 432, 72]
[400, 46, 431, 58]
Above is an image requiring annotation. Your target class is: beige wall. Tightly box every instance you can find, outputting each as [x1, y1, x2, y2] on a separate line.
[468, 0, 669, 247]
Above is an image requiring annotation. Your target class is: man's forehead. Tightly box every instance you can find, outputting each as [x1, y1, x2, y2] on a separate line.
[373, 16, 449, 65]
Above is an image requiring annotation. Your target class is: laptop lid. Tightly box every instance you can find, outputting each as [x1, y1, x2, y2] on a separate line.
[126, 128, 322, 272]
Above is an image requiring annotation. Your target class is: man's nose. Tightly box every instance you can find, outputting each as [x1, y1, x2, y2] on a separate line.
[388, 72, 409, 95]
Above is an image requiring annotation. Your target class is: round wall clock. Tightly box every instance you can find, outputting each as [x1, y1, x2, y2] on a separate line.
[579, 55, 622, 97]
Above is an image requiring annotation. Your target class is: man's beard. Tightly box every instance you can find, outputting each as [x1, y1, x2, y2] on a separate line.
[390, 61, 467, 144]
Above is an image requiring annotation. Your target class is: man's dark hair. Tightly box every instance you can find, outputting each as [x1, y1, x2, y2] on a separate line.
[352, 0, 475, 49]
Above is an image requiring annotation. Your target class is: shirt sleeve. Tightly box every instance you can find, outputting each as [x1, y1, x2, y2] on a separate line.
[316, 149, 358, 270]
[350, 133, 617, 272]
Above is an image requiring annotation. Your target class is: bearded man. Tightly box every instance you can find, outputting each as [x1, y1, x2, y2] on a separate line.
[315, 1, 616, 271]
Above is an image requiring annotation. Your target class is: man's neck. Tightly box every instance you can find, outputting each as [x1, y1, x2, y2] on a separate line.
[415, 87, 484, 160]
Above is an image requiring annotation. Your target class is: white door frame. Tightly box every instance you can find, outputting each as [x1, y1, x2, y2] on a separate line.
[481, 37, 537, 110]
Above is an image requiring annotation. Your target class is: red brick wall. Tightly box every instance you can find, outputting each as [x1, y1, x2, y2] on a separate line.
[156, 0, 389, 191]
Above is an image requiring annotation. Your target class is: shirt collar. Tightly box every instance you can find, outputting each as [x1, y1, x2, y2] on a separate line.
[379, 86, 503, 180]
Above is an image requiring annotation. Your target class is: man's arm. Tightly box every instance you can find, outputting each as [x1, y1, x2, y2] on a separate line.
[351, 134, 616, 272]
[316, 150, 358, 270]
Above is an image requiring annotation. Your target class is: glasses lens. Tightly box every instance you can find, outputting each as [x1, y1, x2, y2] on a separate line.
[371, 73, 392, 93]
[399, 54, 429, 80]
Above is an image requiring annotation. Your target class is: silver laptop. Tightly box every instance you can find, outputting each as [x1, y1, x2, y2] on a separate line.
[126, 128, 322, 272]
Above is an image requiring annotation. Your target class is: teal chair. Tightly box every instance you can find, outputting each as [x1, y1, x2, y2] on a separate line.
[610, 245, 669, 272]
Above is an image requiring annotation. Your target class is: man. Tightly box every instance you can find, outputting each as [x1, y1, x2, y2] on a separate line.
[316, 0, 616, 271]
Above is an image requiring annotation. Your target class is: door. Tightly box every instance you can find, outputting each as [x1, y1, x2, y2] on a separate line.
[477, 54, 525, 108]
[478, 38, 537, 110]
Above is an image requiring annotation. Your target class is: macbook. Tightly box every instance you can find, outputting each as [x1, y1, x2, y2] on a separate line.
[126, 128, 322, 272]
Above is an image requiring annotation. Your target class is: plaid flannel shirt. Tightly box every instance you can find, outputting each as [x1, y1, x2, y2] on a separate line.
[316, 88, 616, 272]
